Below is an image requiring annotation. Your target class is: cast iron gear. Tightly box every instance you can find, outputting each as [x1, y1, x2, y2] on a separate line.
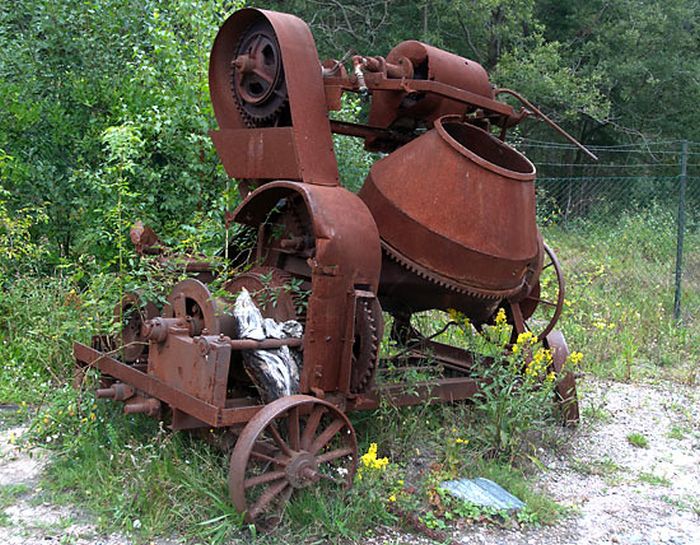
[230, 19, 289, 127]
[349, 297, 383, 393]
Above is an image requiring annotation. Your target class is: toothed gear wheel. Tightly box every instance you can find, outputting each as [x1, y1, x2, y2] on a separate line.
[381, 242, 522, 300]
[350, 298, 383, 394]
[230, 20, 289, 127]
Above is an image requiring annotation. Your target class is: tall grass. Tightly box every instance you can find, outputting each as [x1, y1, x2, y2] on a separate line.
[544, 207, 699, 383]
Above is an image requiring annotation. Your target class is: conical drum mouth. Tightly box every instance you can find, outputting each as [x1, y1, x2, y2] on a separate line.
[435, 116, 536, 181]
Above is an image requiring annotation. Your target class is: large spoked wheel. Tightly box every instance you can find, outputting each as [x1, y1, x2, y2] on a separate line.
[229, 395, 357, 530]
[517, 242, 565, 341]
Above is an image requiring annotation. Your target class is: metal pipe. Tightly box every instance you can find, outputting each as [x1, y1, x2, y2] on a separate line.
[495, 88, 598, 161]
[228, 338, 303, 350]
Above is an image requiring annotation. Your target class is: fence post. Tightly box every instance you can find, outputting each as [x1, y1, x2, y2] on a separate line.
[673, 140, 688, 322]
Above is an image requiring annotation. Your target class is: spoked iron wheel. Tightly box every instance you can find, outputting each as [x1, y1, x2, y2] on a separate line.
[229, 395, 357, 530]
[514, 242, 565, 341]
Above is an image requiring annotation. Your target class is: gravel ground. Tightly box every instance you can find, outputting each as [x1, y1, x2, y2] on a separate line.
[1, 379, 698, 545]
[451, 379, 700, 545]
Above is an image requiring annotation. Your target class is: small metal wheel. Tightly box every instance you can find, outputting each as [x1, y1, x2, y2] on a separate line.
[115, 292, 158, 362]
[517, 242, 565, 341]
[229, 395, 357, 530]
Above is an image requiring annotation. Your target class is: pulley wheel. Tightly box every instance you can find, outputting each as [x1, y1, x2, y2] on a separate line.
[163, 278, 231, 336]
[231, 20, 288, 126]
[114, 292, 158, 362]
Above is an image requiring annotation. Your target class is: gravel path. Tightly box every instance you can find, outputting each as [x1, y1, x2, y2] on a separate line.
[453, 380, 700, 545]
[1, 379, 698, 544]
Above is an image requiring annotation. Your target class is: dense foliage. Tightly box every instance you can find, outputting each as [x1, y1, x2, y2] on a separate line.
[1, 0, 698, 267]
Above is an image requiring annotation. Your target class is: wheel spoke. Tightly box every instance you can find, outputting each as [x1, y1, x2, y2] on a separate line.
[309, 418, 346, 455]
[316, 472, 346, 486]
[527, 297, 558, 308]
[315, 446, 354, 465]
[301, 405, 326, 450]
[248, 479, 289, 520]
[250, 450, 288, 466]
[543, 261, 554, 270]
[252, 67, 274, 84]
[250, 34, 263, 56]
[244, 470, 286, 489]
[268, 423, 293, 457]
[288, 406, 301, 452]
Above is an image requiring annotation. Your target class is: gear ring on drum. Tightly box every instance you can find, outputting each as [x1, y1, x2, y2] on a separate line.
[230, 20, 289, 127]
[349, 298, 383, 393]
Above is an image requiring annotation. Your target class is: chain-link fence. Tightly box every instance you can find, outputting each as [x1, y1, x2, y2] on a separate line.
[516, 139, 700, 380]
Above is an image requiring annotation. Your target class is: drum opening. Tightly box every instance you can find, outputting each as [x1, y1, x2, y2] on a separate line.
[438, 119, 535, 176]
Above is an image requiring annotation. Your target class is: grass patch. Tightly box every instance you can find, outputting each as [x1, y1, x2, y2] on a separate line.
[543, 207, 700, 384]
[666, 425, 688, 440]
[0, 483, 30, 527]
[581, 404, 612, 424]
[36, 401, 244, 544]
[0, 483, 30, 508]
[570, 456, 620, 477]
[627, 432, 649, 449]
[638, 472, 671, 486]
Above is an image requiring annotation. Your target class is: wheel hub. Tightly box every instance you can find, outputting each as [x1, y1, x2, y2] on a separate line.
[285, 452, 319, 488]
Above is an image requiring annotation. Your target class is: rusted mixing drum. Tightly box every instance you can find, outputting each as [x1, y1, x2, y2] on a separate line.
[359, 115, 542, 322]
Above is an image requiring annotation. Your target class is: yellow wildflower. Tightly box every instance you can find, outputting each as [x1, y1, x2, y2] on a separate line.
[516, 331, 536, 346]
[567, 351, 584, 366]
[455, 438, 469, 445]
[388, 494, 397, 502]
[360, 443, 389, 471]
[494, 308, 507, 326]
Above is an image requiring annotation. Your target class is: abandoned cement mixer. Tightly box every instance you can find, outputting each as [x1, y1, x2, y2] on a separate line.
[75, 7, 590, 529]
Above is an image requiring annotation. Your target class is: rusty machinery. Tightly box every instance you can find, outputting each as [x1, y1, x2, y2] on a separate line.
[74, 8, 591, 529]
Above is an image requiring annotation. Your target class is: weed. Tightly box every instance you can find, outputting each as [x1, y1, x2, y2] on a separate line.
[0, 483, 30, 526]
[666, 425, 687, 440]
[570, 456, 621, 477]
[627, 432, 649, 448]
[0, 483, 29, 505]
[638, 472, 671, 486]
[581, 403, 612, 424]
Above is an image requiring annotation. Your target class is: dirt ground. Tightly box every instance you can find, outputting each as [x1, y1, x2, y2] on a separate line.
[1, 379, 698, 545]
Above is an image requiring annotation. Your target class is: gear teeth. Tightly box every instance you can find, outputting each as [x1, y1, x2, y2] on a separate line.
[350, 297, 382, 394]
[230, 22, 289, 128]
[381, 242, 518, 300]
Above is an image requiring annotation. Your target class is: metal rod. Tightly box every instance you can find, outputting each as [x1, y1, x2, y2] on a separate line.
[495, 88, 599, 161]
[673, 140, 688, 322]
[228, 338, 304, 350]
